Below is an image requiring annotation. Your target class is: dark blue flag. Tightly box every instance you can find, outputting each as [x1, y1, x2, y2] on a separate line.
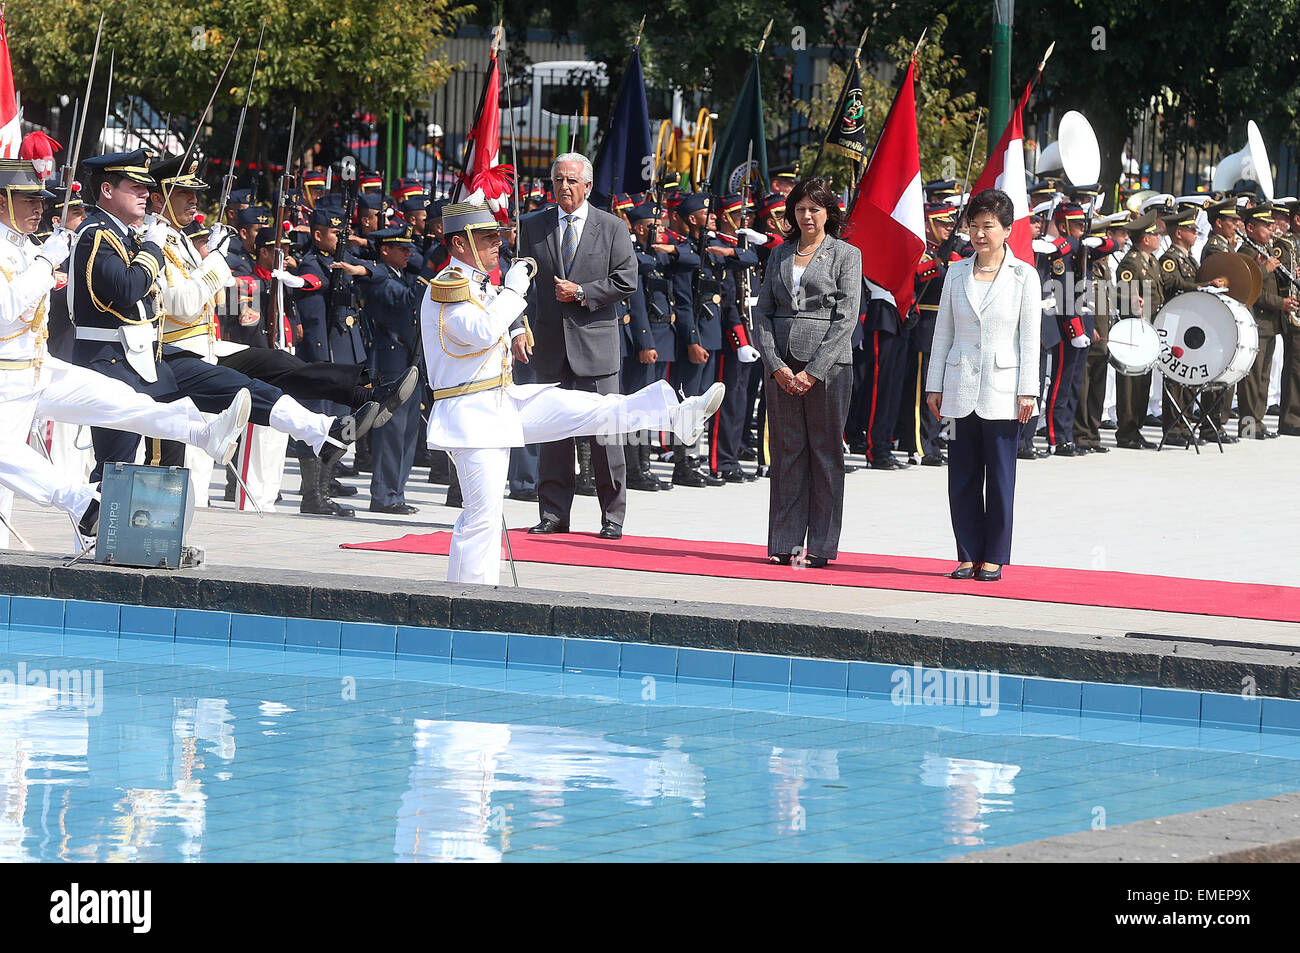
[592, 48, 653, 206]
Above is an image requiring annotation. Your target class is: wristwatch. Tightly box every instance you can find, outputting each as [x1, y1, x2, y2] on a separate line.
[574, 285, 586, 304]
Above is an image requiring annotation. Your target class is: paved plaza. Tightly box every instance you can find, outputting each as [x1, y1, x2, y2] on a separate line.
[10, 420, 1300, 647]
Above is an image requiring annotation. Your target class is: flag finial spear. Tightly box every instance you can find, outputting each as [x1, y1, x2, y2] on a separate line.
[491, 20, 504, 55]
[1039, 41, 1055, 72]
[757, 19, 773, 54]
[634, 15, 645, 49]
[911, 28, 928, 61]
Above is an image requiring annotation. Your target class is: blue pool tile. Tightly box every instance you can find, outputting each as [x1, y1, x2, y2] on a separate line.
[1078, 715, 1145, 745]
[1200, 692, 1262, 729]
[1141, 686, 1201, 724]
[1262, 698, 1300, 735]
[0, 594, 8, 625]
[340, 621, 397, 655]
[507, 633, 564, 669]
[674, 681, 734, 707]
[562, 638, 621, 673]
[61, 633, 119, 660]
[119, 605, 175, 641]
[618, 672, 675, 706]
[1198, 726, 1262, 753]
[396, 626, 452, 659]
[10, 596, 64, 632]
[175, 609, 231, 642]
[392, 657, 453, 684]
[63, 600, 120, 636]
[991, 674, 1024, 710]
[1018, 709, 1083, 738]
[847, 661, 900, 697]
[677, 647, 735, 684]
[1022, 677, 1082, 713]
[170, 642, 231, 669]
[730, 686, 790, 714]
[1081, 682, 1141, 718]
[787, 691, 848, 719]
[286, 617, 342, 651]
[452, 630, 507, 663]
[733, 653, 790, 687]
[619, 642, 677, 677]
[229, 613, 285, 646]
[790, 658, 849, 694]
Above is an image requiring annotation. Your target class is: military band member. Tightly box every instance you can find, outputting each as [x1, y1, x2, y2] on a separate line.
[0, 156, 249, 551]
[1018, 209, 1066, 459]
[1239, 203, 1298, 439]
[423, 201, 723, 584]
[1075, 213, 1127, 452]
[1041, 203, 1091, 456]
[1114, 211, 1163, 449]
[1280, 199, 1300, 435]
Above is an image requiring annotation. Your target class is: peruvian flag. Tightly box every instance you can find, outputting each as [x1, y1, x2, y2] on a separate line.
[452, 44, 514, 222]
[972, 79, 1034, 263]
[0, 12, 21, 158]
[843, 58, 924, 318]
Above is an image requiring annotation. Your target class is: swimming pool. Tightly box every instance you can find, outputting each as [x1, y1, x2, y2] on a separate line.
[1, 598, 1298, 862]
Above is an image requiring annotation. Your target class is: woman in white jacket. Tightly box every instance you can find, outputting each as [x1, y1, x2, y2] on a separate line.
[925, 189, 1040, 582]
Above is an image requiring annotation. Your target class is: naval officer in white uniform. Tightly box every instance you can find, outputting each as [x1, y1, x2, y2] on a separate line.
[422, 202, 723, 585]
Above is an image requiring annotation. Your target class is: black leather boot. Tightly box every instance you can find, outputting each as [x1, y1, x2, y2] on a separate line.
[626, 436, 659, 491]
[575, 438, 597, 496]
[445, 462, 463, 508]
[428, 449, 452, 484]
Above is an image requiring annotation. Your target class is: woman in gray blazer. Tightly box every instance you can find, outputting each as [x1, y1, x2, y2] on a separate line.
[925, 189, 1041, 582]
[752, 178, 862, 567]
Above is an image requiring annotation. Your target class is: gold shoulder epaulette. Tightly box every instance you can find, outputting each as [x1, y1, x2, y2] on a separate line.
[429, 270, 471, 303]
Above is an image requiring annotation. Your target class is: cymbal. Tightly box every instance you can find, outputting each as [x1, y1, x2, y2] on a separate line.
[1240, 253, 1263, 305]
[1197, 251, 1259, 306]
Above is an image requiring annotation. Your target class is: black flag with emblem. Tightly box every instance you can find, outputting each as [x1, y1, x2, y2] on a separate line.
[823, 59, 868, 164]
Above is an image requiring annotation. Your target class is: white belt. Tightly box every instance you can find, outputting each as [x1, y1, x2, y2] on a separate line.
[74, 324, 159, 383]
[74, 326, 125, 342]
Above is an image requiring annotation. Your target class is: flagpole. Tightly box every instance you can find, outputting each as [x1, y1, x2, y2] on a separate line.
[809, 27, 867, 178]
[848, 36, 921, 216]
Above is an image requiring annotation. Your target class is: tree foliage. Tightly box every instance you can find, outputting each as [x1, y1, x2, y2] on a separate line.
[793, 14, 985, 193]
[5, 0, 472, 189]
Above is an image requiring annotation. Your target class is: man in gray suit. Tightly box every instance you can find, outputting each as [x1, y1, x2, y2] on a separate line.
[512, 153, 639, 538]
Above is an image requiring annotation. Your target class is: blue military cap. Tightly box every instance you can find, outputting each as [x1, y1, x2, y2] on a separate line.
[400, 195, 430, 214]
[82, 148, 157, 186]
[370, 224, 415, 245]
[44, 175, 82, 206]
[429, 198, 448, 219]
[356, 193, 383, 213]
[676, 192, 708, 216]
[628, 201, 659, 222]
[310, 205, 346, 228]
[228, 188, 255, 205]
[183, 219, 210, 242]
[236, 205, 272, 227]
[256, 224, 294, 248]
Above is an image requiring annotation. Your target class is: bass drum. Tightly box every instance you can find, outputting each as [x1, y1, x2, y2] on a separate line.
[1106, 318, 1160, 376]
[1153, 290, 1259, 387]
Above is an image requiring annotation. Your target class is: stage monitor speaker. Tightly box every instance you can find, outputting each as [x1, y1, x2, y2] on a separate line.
[95, 464, 200, 569]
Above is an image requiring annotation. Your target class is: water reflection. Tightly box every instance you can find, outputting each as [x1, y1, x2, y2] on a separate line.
[920, 754, 1020, 846]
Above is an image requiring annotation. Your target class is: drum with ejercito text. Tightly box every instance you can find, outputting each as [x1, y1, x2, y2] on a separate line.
[1153, 290, 1259, 388]
[1106, 317, 1160, 376]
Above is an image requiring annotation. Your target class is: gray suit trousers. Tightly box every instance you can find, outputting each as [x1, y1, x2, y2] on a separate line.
[765, 358, 852, 558]
[537, 359, 626, 526]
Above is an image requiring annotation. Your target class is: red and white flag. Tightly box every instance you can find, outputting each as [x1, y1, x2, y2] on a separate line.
[452, 46, 514, 222]
[0, 12, 21, 158]
[843, 58, 924, 318]
[972, 79, 1034, 263]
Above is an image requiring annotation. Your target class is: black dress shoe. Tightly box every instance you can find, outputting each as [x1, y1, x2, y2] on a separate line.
[739, 447, 758, 461]
[1100, 420, 1117, 430]
[1087, 443, 1110, 454]
[328, 478, 358, 497]
[626, 469, 661, 491]
[334, 461, 359, 477]
[948, 564, 975, 580]
[370, 502, 418, 515]
[847, 443, 869, 456]
[869, 456, 903, 470]
[975, 565, 1003, 582]
[720, 469, 747, 484]
[597, 521, 622, 540]
[803, 555, 829, 568]
[843, 463, 859, 474]
[769, 553, 793, 565]
[1052, 443, 1077, 457]
[672, 466, 708, 487]
[1116, 437, 1153, 450]
[1163, 433, 1190, 448]
[507, 488, 539, 502]
[371, 366, 420, 428]
[1017, 448, 1038, 461]
[921, 453, 944, 467]
[1034, 448, 1050, 458]
[529, 517, 569, 534]
[321, 401, 380, 471]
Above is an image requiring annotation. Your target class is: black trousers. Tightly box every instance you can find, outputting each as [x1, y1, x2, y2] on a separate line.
[895, 345, 941, 455]
[537, 360, 626, 526]
[852, 329, 908, 462]
[1044, 341, 1086, 446]
[91, 350, 284, 480]
[1075, 347, 1109, 446]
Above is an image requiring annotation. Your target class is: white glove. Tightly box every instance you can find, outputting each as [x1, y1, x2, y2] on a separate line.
[1082, 236, 1103, 248]
[1071, 333, 1091, 348]
[34, 227, 72, 270]
[1032, 238, 1058, 254]
[207, 223, 233, 255]
[736, 344, 760, 363]
[271, 269, 305, 289]
[503, 259, 533, 296]
[737, 227, 769, 246]
[141, 216, 170, 248]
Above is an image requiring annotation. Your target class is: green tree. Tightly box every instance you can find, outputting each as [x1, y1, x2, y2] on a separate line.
[5, 0, 472, 192]
[793, 14, 985, 194]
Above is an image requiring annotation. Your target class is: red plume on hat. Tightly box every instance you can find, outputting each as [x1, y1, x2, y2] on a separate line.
[19, 131, 61, 181]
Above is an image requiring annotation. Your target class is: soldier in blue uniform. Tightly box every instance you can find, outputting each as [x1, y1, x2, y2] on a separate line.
[226, 204, 269, 281]
[1019, 207, 1068, 459]
[895, 202, 959, 467]
[66, 150, 371, 484]
[359, 225, 426, 513]
[706, 192, 762, 482]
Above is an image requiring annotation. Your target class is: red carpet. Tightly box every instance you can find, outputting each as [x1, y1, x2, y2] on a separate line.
[341, 531, 1300, 624]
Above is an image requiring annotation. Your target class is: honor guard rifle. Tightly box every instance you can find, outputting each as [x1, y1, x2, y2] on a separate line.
[269, 106, 297, 349]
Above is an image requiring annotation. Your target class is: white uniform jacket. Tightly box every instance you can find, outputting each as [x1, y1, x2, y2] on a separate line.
[156, 222, 239, 362]
[0, 223, 58, 391]
[926, 248, 1042, 421]
[420, 262, 557, 449]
